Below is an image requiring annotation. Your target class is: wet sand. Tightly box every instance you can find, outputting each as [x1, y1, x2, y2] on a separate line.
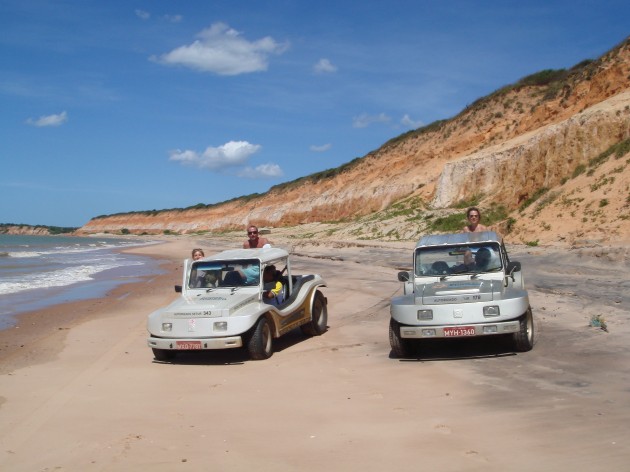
[0, 236, 629, 471]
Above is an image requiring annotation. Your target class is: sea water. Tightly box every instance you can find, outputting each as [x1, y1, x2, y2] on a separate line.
[0, 234, 163, 329]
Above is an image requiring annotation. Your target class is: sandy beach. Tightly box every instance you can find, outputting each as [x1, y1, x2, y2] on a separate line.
[1, 235, 629, 471]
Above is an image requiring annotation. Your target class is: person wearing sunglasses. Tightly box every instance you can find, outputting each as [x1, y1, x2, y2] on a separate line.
[463, 207, 487, 233]
[243, 225, 271, 248]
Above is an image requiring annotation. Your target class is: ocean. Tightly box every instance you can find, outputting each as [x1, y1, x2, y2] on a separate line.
[0, 234, 163, 330]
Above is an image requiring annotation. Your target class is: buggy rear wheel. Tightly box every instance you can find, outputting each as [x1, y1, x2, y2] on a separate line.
[301, 290, 328, 336]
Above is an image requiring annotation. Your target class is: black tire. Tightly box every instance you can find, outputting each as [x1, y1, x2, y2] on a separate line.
[152, 348, 176, 362]
[513, 307, 534, 352]
[389, 318, 412, 358]
[247, 317, 273, 360]
[301, 290, 328, 336]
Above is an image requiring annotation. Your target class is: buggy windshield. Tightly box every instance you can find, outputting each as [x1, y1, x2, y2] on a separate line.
[189, 259, 260, 288]
[414, 243, 502, 276]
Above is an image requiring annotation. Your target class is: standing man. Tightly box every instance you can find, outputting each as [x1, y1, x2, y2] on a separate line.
[243, 225, 271, 248]
[463, 207, 488, 233]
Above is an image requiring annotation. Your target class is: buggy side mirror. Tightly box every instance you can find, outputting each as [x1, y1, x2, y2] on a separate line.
[506, 261, 521, 274]
[505, 261, 521, 284]
[175, 285, 182, 293]
[397, 271, 410, 282]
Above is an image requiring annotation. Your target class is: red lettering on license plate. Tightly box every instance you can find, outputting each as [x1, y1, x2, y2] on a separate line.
[443, 326, 475, 337]
[176, 341, 202, 349]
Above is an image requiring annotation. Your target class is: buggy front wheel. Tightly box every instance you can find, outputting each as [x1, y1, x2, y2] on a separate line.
[389, 319, 412, 358]
[247, 317, 274, 360]
[513, 307, 534, 352]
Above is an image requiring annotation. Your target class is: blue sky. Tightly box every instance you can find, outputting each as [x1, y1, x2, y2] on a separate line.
[1, 1, 628, 227]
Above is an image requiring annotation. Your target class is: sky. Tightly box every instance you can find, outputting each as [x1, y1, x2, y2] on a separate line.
[1, 1, 628, 227]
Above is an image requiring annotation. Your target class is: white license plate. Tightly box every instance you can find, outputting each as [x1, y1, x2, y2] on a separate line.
[176, 341, 202, 350]
[443, 326, 475, 337]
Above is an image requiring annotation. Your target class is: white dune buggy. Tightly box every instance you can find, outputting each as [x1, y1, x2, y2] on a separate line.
[390, 231, 534, 357]
[147, 247, 327, 361]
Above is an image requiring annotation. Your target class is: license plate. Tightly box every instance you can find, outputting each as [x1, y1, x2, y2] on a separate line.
[176, 341, 202, 350]
[443, 326, 475, 337]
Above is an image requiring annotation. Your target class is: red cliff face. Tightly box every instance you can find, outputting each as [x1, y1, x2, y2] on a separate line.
[80, 39, 630, 244]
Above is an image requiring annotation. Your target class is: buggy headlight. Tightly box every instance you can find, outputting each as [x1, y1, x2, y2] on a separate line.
[162, 323, 172, 332]
[214, 321, 228, 331]
[483, 306, 500, 317]
[417, 309, 433, 320]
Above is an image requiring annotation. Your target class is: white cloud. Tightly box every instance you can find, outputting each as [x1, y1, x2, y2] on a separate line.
[401, 114, 423, 129]
[153, 22, 289, 75]
[26, 111, 68, 127]
[313, 58, 337, 74]
[352, 112, 391, 128]
[237, 164, 284, 179]
[164, 14, 183, 23]
[169, 140, 261, 171]
[135, 9, 150, 20]
[310, 143, 332, 152]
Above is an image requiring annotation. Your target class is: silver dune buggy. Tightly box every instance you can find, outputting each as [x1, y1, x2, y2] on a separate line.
[390, 231, 534, 357]
[147, 247, 327, 361]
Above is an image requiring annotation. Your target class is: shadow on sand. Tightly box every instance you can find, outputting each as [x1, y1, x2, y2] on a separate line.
[150, 327, 323, 366]
[390, 335, 520, 362]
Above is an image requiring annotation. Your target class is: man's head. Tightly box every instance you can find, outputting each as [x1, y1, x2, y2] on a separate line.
[466, 207, 482, 222]
[247, 225, 259, 241]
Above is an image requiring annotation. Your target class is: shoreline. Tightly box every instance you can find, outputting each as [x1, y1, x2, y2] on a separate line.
[0, 252, 180, 375]
[0, 233, 166, 326]
[0, 236, 237, 374]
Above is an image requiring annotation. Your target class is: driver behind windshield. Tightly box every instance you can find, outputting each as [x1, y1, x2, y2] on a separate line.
[451, 249, 476, 273]
[474, 247, 492, 271]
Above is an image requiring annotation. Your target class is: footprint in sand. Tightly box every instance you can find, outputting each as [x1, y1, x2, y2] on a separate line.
[434, 424, 452, 434]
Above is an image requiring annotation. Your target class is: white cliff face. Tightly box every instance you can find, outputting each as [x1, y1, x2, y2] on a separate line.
[432, 91, 630, 209]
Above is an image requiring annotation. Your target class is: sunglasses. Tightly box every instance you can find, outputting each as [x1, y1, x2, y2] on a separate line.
[248, 231, 258, 234]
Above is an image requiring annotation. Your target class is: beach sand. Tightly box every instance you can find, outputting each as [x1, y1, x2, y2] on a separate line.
[1, 236, 629, 471]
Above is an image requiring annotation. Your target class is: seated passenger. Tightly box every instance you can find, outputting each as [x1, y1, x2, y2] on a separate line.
[190, 270, 203, 288]
[238, 263, 260, 285]
[263, 265, 284, 306]
[203, 270, 220, 288]
[431, 261, 450, 275]
[189, 249, 208, 287]
[475, 247, 492, 271]
[222, 270, 244, 286]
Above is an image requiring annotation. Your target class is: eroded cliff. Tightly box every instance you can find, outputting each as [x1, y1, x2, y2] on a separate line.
[80, 38, 630, 242]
